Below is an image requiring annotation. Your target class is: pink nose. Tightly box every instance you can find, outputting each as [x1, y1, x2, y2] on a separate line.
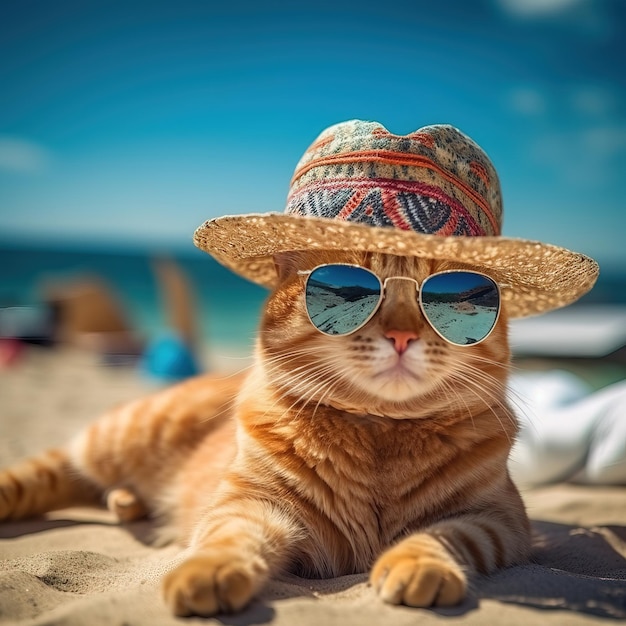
[384, 329, 419, 354]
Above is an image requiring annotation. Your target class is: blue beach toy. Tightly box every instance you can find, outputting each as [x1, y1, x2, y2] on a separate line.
[140, 333, 200, 382]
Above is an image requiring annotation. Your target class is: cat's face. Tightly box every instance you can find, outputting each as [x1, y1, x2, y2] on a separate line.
[260, 251, 510, 419]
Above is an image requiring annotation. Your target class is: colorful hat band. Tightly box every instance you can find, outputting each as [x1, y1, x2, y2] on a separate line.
[286, 177, 489, 237]
[292, 150, 494, 221]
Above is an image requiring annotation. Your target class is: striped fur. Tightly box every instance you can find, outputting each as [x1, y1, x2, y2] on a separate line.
[0, 251, 530, 617]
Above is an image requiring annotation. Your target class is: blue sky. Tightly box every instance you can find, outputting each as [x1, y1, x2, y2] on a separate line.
[0, 0, 624, 269]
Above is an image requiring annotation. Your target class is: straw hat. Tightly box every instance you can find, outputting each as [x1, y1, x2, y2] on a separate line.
[194, 120, 598, 318]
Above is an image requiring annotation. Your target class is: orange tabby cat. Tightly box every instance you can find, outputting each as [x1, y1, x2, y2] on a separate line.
[0, 250, 530, 617]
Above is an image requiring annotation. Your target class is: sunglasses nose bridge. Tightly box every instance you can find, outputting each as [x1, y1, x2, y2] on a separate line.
[381, 275, 420, 294]
[380, 276, 421, 308]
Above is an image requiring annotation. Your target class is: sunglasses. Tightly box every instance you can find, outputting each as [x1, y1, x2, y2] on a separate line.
[298, 264, 501, 346]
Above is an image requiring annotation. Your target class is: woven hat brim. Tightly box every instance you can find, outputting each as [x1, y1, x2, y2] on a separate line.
[194, 213, 599, 319]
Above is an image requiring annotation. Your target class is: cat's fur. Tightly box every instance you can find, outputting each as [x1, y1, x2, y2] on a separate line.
[0, 251, 530, 616]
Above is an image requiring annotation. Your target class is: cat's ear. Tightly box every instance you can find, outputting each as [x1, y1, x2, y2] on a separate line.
[273, 252, 302, 282]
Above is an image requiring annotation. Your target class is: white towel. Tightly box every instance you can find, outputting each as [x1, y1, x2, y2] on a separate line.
[508, 371, 626, 486]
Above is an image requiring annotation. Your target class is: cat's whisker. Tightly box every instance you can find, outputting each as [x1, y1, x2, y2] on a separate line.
[256, 358, 346, 423]
[442, 356, 509, 395]
[438, 378, 476, 430]
[272, 371, 345, 424]
[263, 358, 330, 379]
[446, 366, 509, 408]
[198, 399, 238, 424]
[501, 388, 533, 429]
[278, 366, 339, 404]
[291, 365, 349, 407]
[261, 349, 333, 373]
[461, 362, 534, 431]
[292, 375, 344, 422]
[262, 349, 329, 371]
[265, 346, 342, 373]
[264, 359, 340, 393]
[446, 372, 514, 441]
[434, 352, 500, 380]
[264, 344, 332, 361]
[452, 361, 512, 408]
[311, 377, 345, 419]
[462, 352, 508, 368]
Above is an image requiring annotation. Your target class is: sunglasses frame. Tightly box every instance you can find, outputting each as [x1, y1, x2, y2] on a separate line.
[298, 263, 501, 347]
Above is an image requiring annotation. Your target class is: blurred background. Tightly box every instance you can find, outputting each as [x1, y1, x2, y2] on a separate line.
[1, 0, 625, 385]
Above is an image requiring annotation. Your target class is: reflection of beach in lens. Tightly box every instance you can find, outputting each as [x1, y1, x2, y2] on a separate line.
[422, 302, 497, 345]
[305, 265, 381, 335]
[421, 272, 498, 345]
[306, 283, 379, 334]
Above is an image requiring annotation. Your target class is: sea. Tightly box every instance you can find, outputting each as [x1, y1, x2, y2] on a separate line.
[0, 242, 268, 361]
[1, 241, 625, 363]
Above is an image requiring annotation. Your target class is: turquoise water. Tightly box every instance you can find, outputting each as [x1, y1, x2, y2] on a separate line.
[0, 243, 268, 358]
[1, 243, 625, 360]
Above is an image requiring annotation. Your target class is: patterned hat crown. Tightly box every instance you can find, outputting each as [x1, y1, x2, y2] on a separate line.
[285, 120, 502, 238]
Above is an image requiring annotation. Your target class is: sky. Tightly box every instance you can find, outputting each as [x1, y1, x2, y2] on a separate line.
[0, 0, 624, 270]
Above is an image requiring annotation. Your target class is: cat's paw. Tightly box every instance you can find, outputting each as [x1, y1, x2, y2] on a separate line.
[370, 534, 466, 607]
[162, 552, 268, 617]
[106, 488, 147, 522]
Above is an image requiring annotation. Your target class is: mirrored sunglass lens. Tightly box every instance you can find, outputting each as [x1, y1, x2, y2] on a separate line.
[305, 265, 381, 335]
[421, 272, 499, 345]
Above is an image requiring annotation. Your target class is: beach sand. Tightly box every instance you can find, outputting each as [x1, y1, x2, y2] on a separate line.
[1, 345, 625, 625]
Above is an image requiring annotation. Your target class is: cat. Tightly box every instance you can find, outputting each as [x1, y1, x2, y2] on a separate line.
[0, 250, 531, 617]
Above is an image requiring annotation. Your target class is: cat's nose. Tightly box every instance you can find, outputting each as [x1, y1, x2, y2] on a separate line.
[384, 329, 418, 354]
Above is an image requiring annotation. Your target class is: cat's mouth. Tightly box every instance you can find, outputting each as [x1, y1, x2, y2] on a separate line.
[368, 358, 426, 401]
[373, 359, 420, 381]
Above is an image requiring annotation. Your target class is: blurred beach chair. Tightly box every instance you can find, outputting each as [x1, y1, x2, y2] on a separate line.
[42, 276, 144, 363]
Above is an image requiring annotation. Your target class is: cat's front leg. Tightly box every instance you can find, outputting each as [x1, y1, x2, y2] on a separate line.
[162, 549, 268, 616]
[370, 533, 466, 607]
[162, 498, 301, 617]
[370, 511, 530, 608]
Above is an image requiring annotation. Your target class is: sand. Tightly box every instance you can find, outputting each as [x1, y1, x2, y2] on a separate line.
[1, 345, 625, 625]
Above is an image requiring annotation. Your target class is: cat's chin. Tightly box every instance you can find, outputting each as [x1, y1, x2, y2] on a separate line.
[356, 365, 430, 405]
